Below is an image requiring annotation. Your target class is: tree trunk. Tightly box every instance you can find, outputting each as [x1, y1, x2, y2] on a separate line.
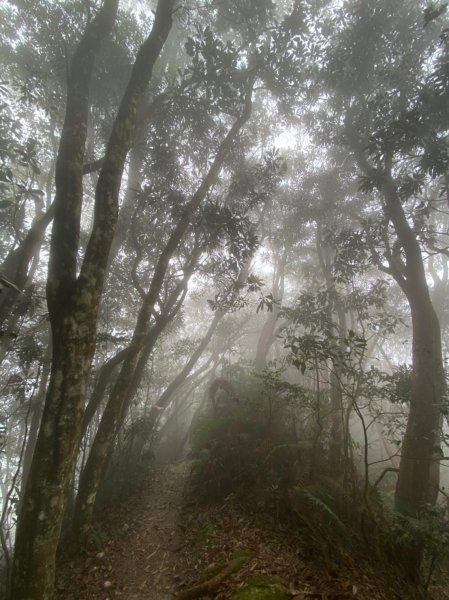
[380, 167, 444, 516]
[254, 248, 286, 373]
[70, 90, 254, 543]
[81, 346, 132, 437]
[71, 301, 183, 543]
[349, 139, 445, 523]
[9, 2, 174, 598]
[0, 204, 54, 331]
[315, 223, 347, 473]
[155, 311, 224, 412]
[394, 298, 443, 512]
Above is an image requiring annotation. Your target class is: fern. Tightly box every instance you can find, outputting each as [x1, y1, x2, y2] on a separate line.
[292, 484, 351, 545]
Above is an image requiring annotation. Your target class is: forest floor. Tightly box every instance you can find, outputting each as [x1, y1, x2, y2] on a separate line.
[57, 461, 425, 600]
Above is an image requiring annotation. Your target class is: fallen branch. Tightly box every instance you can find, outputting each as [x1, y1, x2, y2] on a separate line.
[176, 552, 250, 600]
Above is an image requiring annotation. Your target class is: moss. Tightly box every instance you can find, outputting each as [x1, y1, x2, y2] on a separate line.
[246, 575, 285, 586]
[231, 576, 289, 600]
[231, 548, 252, 560]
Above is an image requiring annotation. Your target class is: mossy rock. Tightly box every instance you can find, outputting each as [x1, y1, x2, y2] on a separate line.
[231, 576, 289, 600]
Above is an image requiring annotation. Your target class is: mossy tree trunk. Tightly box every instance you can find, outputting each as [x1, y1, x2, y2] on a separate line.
[9, 1, 174, 598]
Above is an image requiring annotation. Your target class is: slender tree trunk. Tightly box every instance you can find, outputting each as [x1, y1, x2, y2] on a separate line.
[71, 292, 185, 542]
[70, 90, 254, 543]
[154, 258, 253, 425]
[254, 248, 286, 372]
[81, 346, 132, 437]
[315, 224, 347, 473]
[155, 311, 224, 411]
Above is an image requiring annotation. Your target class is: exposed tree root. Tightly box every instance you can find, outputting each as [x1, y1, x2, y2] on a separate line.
[176, 551, 250, 600]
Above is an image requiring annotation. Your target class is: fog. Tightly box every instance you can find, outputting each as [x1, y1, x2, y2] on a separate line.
[1, 1, 449, 598]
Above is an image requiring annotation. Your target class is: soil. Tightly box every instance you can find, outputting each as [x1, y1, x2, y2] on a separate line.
[56, 461, 420, 600]
[57, 462, 188, 600]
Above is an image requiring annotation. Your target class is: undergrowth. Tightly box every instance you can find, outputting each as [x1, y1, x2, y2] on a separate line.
[188, 372, 449, 598]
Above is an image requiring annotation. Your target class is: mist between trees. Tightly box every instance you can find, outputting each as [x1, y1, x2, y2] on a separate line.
[1, 0, 449, 598]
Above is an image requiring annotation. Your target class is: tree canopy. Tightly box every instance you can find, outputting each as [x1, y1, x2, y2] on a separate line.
[1, 1, 449, 598]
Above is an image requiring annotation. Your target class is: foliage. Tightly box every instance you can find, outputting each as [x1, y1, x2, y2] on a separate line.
[2, 0, 449, 594]
[381, 504, 449, 586]
[189, 374, 306, 501]
[288, 483, 351, 547]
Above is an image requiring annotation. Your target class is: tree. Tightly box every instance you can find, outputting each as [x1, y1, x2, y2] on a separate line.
[9, 2, 175, 598]
[312, 0, 448, 574]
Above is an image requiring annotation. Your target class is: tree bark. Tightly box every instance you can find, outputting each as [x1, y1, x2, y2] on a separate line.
[71, 266, 192, 542]
[70, 86, 254, 542]
[315, 223, 347, 474]
[81, 346, 132, 437]
[349, 133, 445, 522]
[9, 2, 174, 598]
[380, 169, 445, 515]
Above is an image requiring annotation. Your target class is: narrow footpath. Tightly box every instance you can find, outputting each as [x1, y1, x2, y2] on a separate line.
[57, 462, 416, 600]
[57, 462, 189, 600]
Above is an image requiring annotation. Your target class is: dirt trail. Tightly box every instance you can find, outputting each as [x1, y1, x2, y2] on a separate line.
[57, 462, 189, 600]
[57, 462, 413, 600]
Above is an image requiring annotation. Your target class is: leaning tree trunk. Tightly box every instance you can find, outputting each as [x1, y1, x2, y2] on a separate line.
[71, 92, 254, 542]
[71, 264, 193, 542]
[155, 257, 253, 422]
[9, 2, 174, 599]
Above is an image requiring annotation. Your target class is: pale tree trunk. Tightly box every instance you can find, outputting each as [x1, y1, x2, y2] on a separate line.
[9, 2, 174, 598]
[349, 136, 445, 522]
[155, 318, 250, 441]
[154, 311, 225, 415]
[254, 247, 286, 373]
[380, 163, 443, 516]
[156, 258, 254, 419]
